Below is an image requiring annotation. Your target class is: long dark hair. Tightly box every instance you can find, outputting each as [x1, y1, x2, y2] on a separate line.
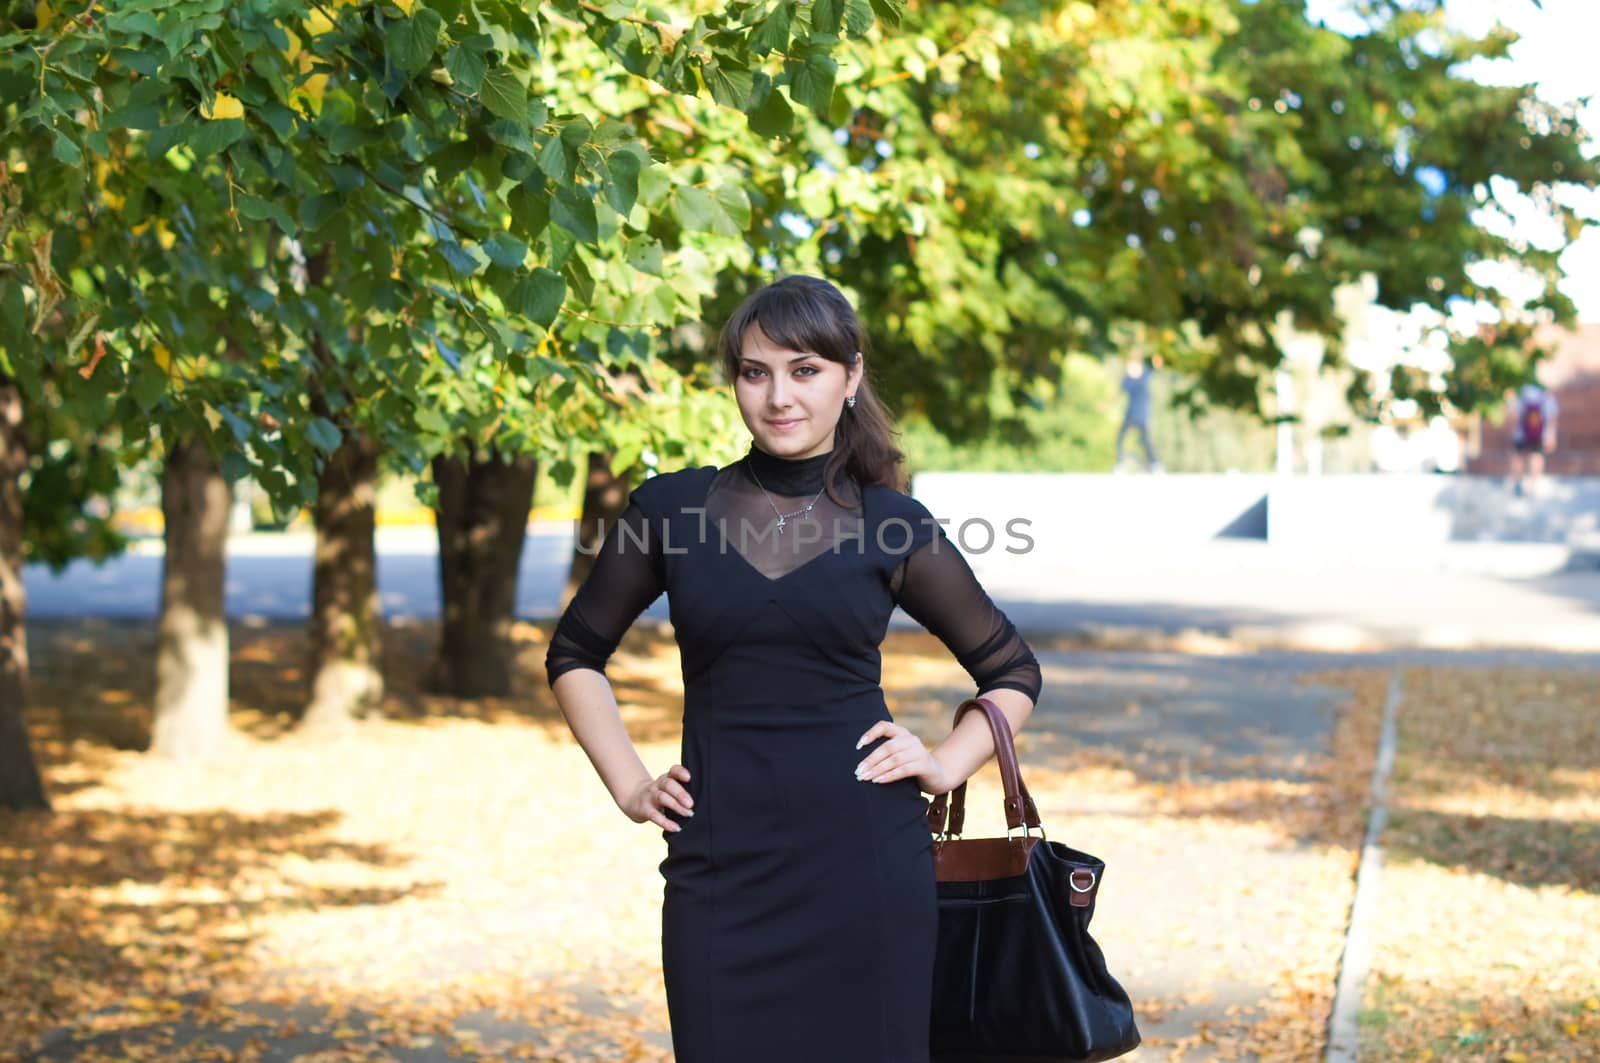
[718, 275, 907, 504]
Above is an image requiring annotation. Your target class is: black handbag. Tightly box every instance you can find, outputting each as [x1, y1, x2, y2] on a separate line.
[926, 697, 1141, 1063]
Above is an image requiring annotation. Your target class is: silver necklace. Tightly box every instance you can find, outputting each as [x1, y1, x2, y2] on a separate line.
[744, 456, 826, 534]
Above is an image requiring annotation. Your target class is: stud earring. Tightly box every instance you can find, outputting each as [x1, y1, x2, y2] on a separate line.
[845, 395, 857, 408]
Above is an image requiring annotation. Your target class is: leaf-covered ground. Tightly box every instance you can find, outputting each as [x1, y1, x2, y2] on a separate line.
[1358, 667, 1600, 1063]
[4, 621, 1593, 1061]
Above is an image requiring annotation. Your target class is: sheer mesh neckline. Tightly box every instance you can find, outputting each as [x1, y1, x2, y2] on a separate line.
[711, 446, 863, 582]
[546, 449, 1043, 704]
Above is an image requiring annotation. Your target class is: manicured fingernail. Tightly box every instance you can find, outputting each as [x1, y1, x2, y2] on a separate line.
[856, 737, 866, 749]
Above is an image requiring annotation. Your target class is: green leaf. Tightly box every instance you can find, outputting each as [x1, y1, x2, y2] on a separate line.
[299, 193, 344, 233]
[306, 417, 343, 454]
[562, 253, 595, 305]
[673, 185, 714, 231]
[546, 222, 576, 270]
[415, 406, 452, 436]
[748, 85, 794, 137]
[538, 132, 573, 183]
[509, 267, 566, 328]
[637, 163, 673, 207]
[502, 151, 539, 182]
[438, 240, 489, 276]
[752, 5, 791, 53]
[486, 119, 533, 152]
[51, 132, 81, 165]
[445, 42, 489, 93]
[713, 183, 752, 232]
[508, 182, 551, 238]
[551, 188, 599, 244]
[845, 0, 876, 36]
[430, 139, 478, 187]
[220, 451, 254, 485]
[867, 0, 902, 29]
[484, 232, 528, 269]
[811, 0, 842, 35]
[187, 118, 246, 157]
[480, 68, 528, 124]
[387, 9, 445, 74]
[260, 102, 297, 140]
[650, 280, 678, 321]
[131, 362, 166, 411]
[604, 149, 642, 216]
[704, 61, 755, 110]
[789, 55, 837, 111]
[106, 104, 161, 131]
[106, 9, 162, 37]
[144, 121, 188, 161]
[110, 47, 160, 76]
[626, 237, 666, 276]
[327, 121, 370, 156]
[236, 194, 297, 235]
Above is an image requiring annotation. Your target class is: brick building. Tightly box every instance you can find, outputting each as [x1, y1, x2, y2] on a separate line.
[1467, 322, 1600, 476]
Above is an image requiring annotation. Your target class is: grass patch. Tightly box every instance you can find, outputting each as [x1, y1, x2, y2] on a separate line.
[1359, 667, 1600, 1063]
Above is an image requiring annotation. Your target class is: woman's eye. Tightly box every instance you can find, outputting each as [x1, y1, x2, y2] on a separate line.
[741, 364, 818, 380]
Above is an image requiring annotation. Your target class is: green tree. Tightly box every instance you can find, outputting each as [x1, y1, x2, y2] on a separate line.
[688, 0, 1596, 436]
[0, 0, 898, 800]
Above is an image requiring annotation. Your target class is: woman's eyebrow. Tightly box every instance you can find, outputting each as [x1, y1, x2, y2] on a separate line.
[740, 353, 818, 367]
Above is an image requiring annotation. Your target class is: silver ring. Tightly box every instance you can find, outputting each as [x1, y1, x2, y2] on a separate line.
[1068, 870, 1097, 893]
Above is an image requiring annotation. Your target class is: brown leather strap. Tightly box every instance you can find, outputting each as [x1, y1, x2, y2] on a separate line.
[925, 696, 1043, 837]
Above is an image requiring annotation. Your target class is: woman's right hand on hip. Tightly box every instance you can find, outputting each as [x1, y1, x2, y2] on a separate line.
[622, 765, 694, 831]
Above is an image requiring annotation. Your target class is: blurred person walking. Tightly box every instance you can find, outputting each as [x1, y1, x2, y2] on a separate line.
[1116, 353, 1162, 472]
[1509, 381, 1559, 495]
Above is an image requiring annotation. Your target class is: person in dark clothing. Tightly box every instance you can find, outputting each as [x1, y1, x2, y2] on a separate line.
[1509, 381, 1559, 495]
[1116, 353, 1162, 472]
[544, 275, 1041, 1062]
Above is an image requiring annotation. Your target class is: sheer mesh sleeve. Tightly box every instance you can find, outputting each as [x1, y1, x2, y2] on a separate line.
[544, 500, 665, 687]
[891, 532, 1042, 704]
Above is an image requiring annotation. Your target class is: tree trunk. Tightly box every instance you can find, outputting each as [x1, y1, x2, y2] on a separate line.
[301, 431, 383, 733]
[426, 449, 537, 698]
[561, 451, 631, 611]
[0, 377, 47, 811]
[149, 439, 233, 759]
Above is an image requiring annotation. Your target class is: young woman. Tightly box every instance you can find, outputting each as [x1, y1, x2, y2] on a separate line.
[544, 274, 1042, 1063]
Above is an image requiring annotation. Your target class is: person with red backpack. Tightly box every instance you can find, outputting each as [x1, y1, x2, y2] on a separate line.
[1509, 382, 1559, 495]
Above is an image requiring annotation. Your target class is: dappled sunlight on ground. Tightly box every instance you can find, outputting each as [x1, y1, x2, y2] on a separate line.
[6, 625, 1597, 1061]
[1359, 668, 1600, 1063]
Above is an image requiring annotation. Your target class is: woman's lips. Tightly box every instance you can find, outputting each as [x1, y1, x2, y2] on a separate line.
[768, 419, 802, 430]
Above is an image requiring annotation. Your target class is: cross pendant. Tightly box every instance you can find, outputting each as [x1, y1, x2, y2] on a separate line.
[775, 515, 787, 533]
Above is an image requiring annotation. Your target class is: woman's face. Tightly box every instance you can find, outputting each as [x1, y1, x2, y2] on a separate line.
[734, 324, 862, 461]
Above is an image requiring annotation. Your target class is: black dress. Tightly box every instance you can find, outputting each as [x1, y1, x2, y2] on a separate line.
[545, 445, 1043, 1063]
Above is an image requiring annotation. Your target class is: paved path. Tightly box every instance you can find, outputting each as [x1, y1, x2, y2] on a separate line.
[18, 519, 1600, 1058]
[24, 526, 1600, 652]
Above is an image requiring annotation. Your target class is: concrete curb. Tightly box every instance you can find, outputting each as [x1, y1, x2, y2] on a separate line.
[1324, 673, 1403, 1063]
[1022, 621, 1600, 655]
